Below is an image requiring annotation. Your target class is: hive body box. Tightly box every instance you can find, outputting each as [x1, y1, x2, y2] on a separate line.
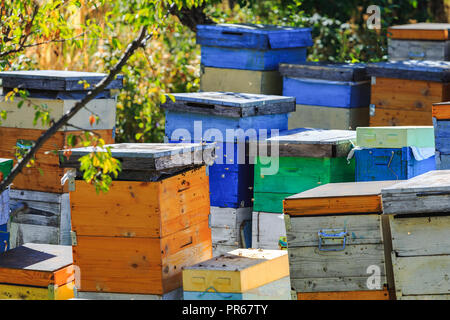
[367, 61, 450, 126]
[284, 180, 399, 300]
[162, 92, 294, 209]
[388, 23, 450, 61]
[0, 159, 13, 252]
[432, 102, 450, 169]
[355, 126, 436, 181]
[61, 143, 214, 295]
[182, 249, 291, 300]
[252, 129, 356, 250]
[279, 62, 370, 130]
[0, 243, 74, 300]
[0, 71, 121, 193]
[381, 170, 450, 299]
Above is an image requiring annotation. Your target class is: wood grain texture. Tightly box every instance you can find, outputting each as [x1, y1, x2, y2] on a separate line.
[73, 219, 211, 295]
[211, 207, 252, 247]
[432, 101, 450, 119]
[0, 127, 113, 193]
[251, 211, 286, 250]
[388, 39, 450, 61]
[70, 166, 209, 238]
[291, 276, 387, 293]
[297, 289, 390, 300]
[388, 23, 450, 40]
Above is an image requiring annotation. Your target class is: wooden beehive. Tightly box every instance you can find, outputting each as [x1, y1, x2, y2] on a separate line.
[284, 180, 400, 300]
[182, 248, 291, 300]
[388, 23, 450, 61]
[162, 91, 294, 208]
[196, 24, 312, 71]
[0, 158, 13, 252]
[279, 62, 370, 130]
[0, 243, 74, 300]
[355, 126, 436, 181]
[366, 61, 450, 126]
[60, 143, 215, 295]
[0, 70, 122, 193]
[432, 101, 450, 169]
[381, 170, 450, 300]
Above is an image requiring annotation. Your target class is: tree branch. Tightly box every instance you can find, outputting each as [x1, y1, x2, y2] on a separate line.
[168, 3, 214, 32]
[0, 26, 150, 194]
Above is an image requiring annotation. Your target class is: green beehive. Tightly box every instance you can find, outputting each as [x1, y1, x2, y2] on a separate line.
[0, 158, 13, 180]
[253, 129, 356, 214]
[356, 126, 435, 148]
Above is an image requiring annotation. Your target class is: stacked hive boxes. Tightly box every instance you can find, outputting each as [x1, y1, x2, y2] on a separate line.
[0, 243, 74, 300]
[382, 170, 450, 300]
[60, 143, 214, 299]
[197, 24, 312, 95]
[432, 101, 450, 169]
[354, 126, 436, 181]
[0, 158, 13, 252]
[366, 60, 450, 126]
[284, 180, 399, 300]
[182, 248, 291, 300]
[161, 92, 295, 255]
[252, 129, 356, 249]
[0, 71, 122, 248]
[388, 23, 450, 61]
[279, 62, 371, 130]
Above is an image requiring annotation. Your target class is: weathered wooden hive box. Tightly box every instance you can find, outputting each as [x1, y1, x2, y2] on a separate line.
[252, 128, 356, 249]
[0, 158, 12, 252]
[381, 170, 450, 300]
[162, 92, 295, 255]
[0, 71, 122, 248]
[354, 126, 436, 181]
[197, 24, 312, 94]
[432, 101, 450, 169]
[0, 243, 74, 300]
[284, 180, 400, 300]
[366, 60, 450, 126]
[279, 62, 370, 130]
[59, 143, 215, 299]
[388, 23, 450, 61]
[182, 248, 290, 300]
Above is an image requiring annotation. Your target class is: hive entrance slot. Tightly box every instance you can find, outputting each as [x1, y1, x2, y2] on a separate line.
[221, 31, 243, 36]
[186, 102, 215, 109]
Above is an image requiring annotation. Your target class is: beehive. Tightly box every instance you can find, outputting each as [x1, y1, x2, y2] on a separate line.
[60, 143, 215, 295]
[381, 170, 450, 300]
[284, 180, 399, 300]
[354, 126, 436, 181]
[366, 60, 450, 126]
[388, 23, 450, 61]
[279, 62, 370, 130]
[0, 158, 13, 252]
[432, 101, 450, 169]
[182, 248, 291, 300]
[0, 243, 74, 300]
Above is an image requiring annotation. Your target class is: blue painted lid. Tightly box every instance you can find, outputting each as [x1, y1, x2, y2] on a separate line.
[279, 62, 369, 82]
[197, 23, 313, 49]
[0, 70, 124, 91]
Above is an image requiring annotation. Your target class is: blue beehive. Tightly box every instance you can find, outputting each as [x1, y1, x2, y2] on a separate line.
[355, 147, 436, 181]
[196, 24, 313, 71]
[0, 224, 8, 252]
[162, 92, 295, 208]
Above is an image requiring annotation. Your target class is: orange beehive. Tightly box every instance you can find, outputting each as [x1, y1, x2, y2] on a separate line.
[0, 243, 74, 300]
[62, 143, 215, 295]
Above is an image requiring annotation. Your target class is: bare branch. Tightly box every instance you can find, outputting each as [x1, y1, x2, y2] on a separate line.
[0, 27, 150, 193]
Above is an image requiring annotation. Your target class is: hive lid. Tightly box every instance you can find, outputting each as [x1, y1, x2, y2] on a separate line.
[260, 128, 355, 158]
[161, 92, 295, 117]
[366, 60, 450, 82]
[0, 70, 124, 91]
[0, 243, 72, 272]
[196, 23, 313, 50]
[279, 62, 369, 82]
[388, 23, 450, 40]
[382, 170, 450, 195]
[356, 126, 435, 149]
[284, 180, 401, 216]
[59, 143, 216, 181]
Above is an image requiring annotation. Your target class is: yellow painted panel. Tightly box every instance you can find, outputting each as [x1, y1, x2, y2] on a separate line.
[182, 249, 289, 293]
[54, 282, 75, 300]
[0, 282, 74, 300]
[200, 67, 282, 95]
[0, 98, 116, 130]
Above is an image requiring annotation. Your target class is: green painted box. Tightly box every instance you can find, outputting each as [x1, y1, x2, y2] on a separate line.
[253, 129, 356, 213]
[356, 126, 435, 148]
[0, 158, 13, 179]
